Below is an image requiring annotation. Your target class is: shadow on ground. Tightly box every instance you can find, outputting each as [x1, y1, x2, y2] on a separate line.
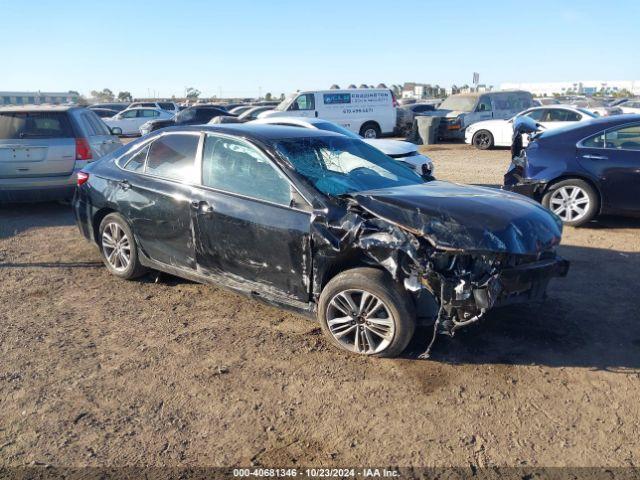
[405, 241, 640, 371]
[0, 202, 74, 239]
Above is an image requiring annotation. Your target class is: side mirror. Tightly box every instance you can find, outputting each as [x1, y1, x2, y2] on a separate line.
[110, 127, 123, 136]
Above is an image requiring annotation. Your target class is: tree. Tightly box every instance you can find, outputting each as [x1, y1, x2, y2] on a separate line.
[265, 92, 272, 101]
[280, 93, 285, 100]
[117, 91, 132, 102]
[90, 88, 115, 102]
[185, 87, 201, 100]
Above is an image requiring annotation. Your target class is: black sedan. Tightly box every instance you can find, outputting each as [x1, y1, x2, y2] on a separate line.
[139, 106, 229, 135]
[73, 125, 568, 358]
[504, 114, 640, 226]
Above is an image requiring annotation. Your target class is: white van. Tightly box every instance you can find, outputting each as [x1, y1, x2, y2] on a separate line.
[259, 89, 397, 138]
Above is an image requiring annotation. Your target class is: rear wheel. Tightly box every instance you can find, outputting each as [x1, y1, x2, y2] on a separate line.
[472, 130, 494, 150]
[542, 179, 599, 226]
[359, 122, 382, 139]
[99, 213, 147, 279]
[318, 268, 415, 358]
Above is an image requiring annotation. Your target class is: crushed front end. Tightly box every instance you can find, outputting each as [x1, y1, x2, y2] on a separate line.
[315, 182, 571, 356]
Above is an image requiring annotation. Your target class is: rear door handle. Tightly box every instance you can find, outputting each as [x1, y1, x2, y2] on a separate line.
[582, 154, 608, 160]
[191, 200, 214, 214]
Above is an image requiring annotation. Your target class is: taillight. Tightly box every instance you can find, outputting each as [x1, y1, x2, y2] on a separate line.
[77, 171, 90, 186]
[390, 90, 398, 108]
[75, 138, 93, 160]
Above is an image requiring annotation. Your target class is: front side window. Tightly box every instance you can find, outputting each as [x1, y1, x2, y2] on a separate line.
[145, 134, 199, 182]
[289, 94, 315, 111]
[140, 109, 159, 118]
[476, 96, 492, 112]
[121, 109, 138, 118]
[583, 124, 640, 150]
[544, 109, 581, 122]
[275, 136, 423, 197]
[525, 109, 545, 121]
[202, 134, 292, 206]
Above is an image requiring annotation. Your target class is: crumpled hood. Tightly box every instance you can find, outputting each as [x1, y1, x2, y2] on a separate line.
[348, 181, 563, 255]
[364, 139, 418, 156]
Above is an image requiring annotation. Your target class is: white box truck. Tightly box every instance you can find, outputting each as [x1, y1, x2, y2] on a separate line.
[259, 89, 398, 138]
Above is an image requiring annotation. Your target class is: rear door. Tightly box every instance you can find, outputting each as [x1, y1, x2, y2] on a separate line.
[116, 132, 201, 269]
[0, 111, 76, 178]
[191, 132, 312, 301]
[577, 122, 640, 212]
[77, 110, 121, 158]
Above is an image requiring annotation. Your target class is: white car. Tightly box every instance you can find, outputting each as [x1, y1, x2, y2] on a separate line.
[619, 100, 640, 114]
[103, 107, 174, 136]
[128, 101, 179, 114]
[464, 105, 597, 149]
[250, 116, 434, 177]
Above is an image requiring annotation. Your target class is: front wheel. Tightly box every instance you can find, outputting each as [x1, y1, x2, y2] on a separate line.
[359, 122, 382, 139]
[542, 179, 599, 226]
[317, 268, 415, 357]
[472, 130, 494, 150]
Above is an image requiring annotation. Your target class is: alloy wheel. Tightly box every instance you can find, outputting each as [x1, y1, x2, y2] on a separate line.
[474, 132, 491, 148]
[326, 289, 395, 354]
[101, 222, 131, 272]
[363, 128, 377, 139]
[549, 185, 590, 222]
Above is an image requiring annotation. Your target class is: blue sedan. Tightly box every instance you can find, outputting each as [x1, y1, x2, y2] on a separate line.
[504, 114, 640, 226]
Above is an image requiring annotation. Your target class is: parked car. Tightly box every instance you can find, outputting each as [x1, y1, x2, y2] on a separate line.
[104, 108, 174, 136]
[0, 106, 121, 202]
[139, 106, 228, 135]
[425, 91, 534, 140]
[397, 103, 438, 134]
[465, 105, 597, 149]
[237, 106, 275, 122]
[504, 114, 640, 226]
[250, 116, 434, 177]
[619, 100, 640, 114]
[74, 124, 568, 357]
[128, 101, 179, 114]
[88, 102, 130, 112]
[91, 108, 120, 119]
[228, 105, 254, 116]
[259, 88, 398, 138]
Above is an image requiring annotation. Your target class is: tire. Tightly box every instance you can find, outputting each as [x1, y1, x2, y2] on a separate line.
[472, 130, 494, 150]
[317, 268, 416, 358]
[542, 179, 599, 227]
[98, 213, 147, 279]
[359, 122, 382, 139]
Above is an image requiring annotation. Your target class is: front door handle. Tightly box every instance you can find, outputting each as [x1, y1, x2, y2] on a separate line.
[582, 154, 608, 160]
[118, 180, 131, 190]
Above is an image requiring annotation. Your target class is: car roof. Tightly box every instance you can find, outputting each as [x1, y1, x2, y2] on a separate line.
[157, 123, 344, 141]
[0, 105, 79, 112]
[539, 114, 640, 140]
[253, 116, 320, 126]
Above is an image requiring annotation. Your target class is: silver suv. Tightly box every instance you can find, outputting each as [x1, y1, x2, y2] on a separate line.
[0, 106, 121, 202]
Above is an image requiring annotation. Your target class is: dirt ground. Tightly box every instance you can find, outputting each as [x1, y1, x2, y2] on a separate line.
[1, 143, 639, 469]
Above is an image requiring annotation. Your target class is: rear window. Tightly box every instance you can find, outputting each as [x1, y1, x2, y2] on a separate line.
[0, 112, 74, 139]
[158, 102, 175, 110]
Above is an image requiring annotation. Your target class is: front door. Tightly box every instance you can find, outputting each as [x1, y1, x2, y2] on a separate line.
[191, 133, 312, 301]
[287, 93, 317, 118]
[115, 132, 201, 270]
[577, 122, 640, 213]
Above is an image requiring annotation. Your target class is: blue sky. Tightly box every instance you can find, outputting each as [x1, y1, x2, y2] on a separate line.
[1, 0, 638, 98]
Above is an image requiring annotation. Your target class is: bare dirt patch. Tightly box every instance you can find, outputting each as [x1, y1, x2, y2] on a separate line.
[1, 144, 639, 468]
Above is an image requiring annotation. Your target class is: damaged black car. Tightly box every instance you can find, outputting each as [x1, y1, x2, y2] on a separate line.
[73, 124, 569, 358]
